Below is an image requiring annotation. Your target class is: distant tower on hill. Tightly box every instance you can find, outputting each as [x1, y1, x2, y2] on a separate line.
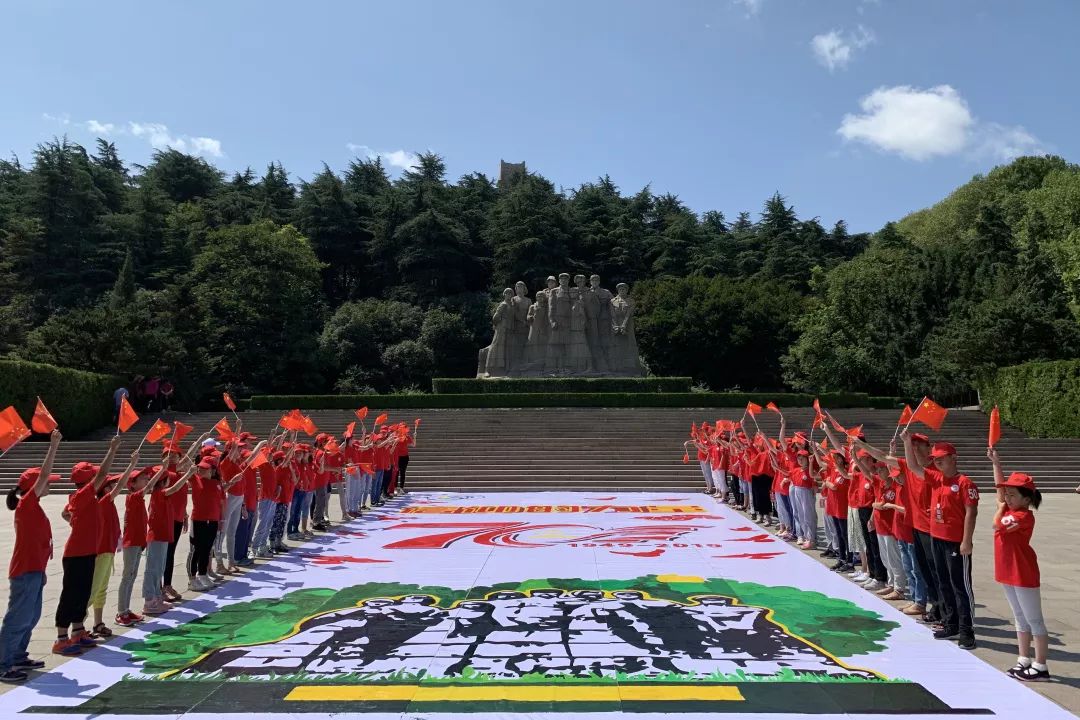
[499, 160, 526, 188]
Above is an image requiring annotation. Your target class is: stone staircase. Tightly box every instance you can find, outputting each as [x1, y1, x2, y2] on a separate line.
[1, 408, 1077, 493]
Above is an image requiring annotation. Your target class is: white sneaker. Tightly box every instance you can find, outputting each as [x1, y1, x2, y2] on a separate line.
[851, 572, 868, 582]
[864, 580, 886, 592]
[187, 578, 201, 592]
[197, 575, 214, 590]
[208, 571, 225, 582]
[860, 577, 878, 587]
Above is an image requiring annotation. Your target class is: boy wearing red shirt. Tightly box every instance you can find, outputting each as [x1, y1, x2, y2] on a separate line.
[903, 430, 979, 650]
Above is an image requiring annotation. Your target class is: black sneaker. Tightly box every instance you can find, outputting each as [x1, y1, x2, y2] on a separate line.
[829, 561, 846, 571]
[933, 627, 959, 640]
[13, 658, 45, 670]
[1015, 665, 1050, 682]
[1007, 662, 1030, 678]
[0, 669, 28, 684]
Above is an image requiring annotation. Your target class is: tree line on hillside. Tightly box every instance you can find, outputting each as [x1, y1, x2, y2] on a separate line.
[1, 139, 1078, 404]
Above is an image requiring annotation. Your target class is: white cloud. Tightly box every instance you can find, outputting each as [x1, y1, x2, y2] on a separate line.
[129, 121, 223, 157]
[84, 119, 116, 135]
[973, 123, 1046, 162]
[42, 112, 71, 125]
[732, 0, 763, 17]
[838, 85, 974, 160]
[346, 143, 420, 171]
[838, 84, 1046, 162]
[811, 25, 875, 72]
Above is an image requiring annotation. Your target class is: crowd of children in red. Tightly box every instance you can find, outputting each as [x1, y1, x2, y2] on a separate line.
[0, 414, 416, 685]
[683, 400, 1050, 683]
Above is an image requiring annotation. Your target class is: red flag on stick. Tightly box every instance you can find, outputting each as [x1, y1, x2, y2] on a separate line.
[374, 412, 388, 426]
[910, 397, 948, 431]
[746, 402, 762, 417]
[355, 407, 369, 420]
[0, 407, 31, 453]
[301, 416, 318, 436]
[249, 447, 269, 469]
[173, 421, 194, 443]
[989, 406, 1001, 448]
[117, 396, 139, 433]
[829, 415, 846, 433]
[765, 402, 780, 414]
[682, 452, 690, 464]
[32, 398, 58, 434]
[898, 404, 914, 426]
[223, 392, 237, 412]
[145, 419, 171, 444]
[846, 424, 864, 438]
[345, 421, 356, 438]
[214, 417, 236, 441]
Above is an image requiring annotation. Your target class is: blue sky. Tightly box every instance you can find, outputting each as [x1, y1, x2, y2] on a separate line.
[2, 0, 1077, 232]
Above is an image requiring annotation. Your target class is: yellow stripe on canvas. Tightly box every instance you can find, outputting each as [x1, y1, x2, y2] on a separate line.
[285, 684, 744, 703]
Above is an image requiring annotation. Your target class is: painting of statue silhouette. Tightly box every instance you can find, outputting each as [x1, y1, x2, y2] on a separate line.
[477, 273, 643, 378]
[181, 589, 874, 681]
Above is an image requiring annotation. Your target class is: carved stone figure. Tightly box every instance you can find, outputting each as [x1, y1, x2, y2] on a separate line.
[482, 288, 515, 377]
[568, 285, 593, 373]
[510, 281, 532, 374]
[547, 274, 573, 373]
[590, 275, 614, 371]
[575, 274, 605, 372]
[609, 283, 642, 376]
[525, 286, 550, 372]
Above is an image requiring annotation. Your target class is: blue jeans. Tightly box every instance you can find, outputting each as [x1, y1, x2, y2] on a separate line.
[288, 490, 312, 533]
[143, 541, 167, 601]
[252, 499, 277, 551]
[234, 510, 254, 561]
[898, 539, 927, 606]
[1, 572, 45, 671]
[372, 470, 386, 503]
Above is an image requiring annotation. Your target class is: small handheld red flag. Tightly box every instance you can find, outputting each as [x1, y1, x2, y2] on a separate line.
[145, 419, 171, 444]
[356, 407, 369, 420]
[249, 447, 269, 469]
[989, 406, 1001, 448]
[813, 398, 821, 413]
[374, 412, 388, 426]
[301, 416, 319, 436]
[765, 402, 780, 414]
[32, 397, 58, 434]
[0, 407, 31, 453]
[682, 452, 690, 464]
[846, 424, 863, 438]
[910, 397, 948, 431]
[345, 421, 356, 438]
[172, 421, 194, 443]
[118, 396, 139, 433]
[223, 392, 237, 412]
[214, 417, 236, 441]
[746, 402, 762, 417]
[414, 418, 421, 427]
[829, 415, 846, 433]
[898, 404, 914, 426]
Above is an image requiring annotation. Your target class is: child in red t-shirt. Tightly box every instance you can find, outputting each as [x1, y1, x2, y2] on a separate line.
[53, 436, 121, 656]
[89, 451, 140, 639]
[988, 448, 1048, 682]
[0, 430, 61, 683]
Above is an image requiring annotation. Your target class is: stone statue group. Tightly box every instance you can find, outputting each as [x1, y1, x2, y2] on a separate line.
[478, 274, 643, 378]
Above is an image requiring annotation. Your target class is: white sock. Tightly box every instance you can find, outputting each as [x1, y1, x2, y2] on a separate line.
[1018, 656, 1032, 667]
[1032, 662, 1047, 672]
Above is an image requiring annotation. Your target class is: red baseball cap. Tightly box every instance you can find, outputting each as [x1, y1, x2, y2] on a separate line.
[911, 433, 930, 445]
[197, 457, 218, 470]
[18, 467, 60, 492]
[70, 462, 98, 484]
[929, 441, 956, 458]
[1000, 472, 1036, 490]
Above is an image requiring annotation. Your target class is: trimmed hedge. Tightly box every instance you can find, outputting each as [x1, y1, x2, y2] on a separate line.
[432, 377, 693, 394]
[0, 359, 123, 439]
[980, 360, 1080, 438]
[251, 392, 898, 410]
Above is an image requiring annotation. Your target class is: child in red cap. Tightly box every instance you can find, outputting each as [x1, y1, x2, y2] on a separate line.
[54, 436, 121, 656]
[0, 430, 61, 683]
[987, 448, 1049, 682]
[89, 451, 140, 639]
[902, 429, 979, 650]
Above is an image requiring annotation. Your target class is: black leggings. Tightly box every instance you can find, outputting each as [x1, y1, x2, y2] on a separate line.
[55, 555, 96, 628]
[397, 456, 409, 491]
[727, 474, 742, 505]
[187, 520, 219, 577]
[750, 475, 773, 517]
[857, 507, 888, 581]
[830, 515, 850, 564]
[164, 520, 184, 586]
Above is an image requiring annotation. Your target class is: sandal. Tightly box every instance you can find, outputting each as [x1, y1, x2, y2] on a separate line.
[92, 623, 113, 638]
